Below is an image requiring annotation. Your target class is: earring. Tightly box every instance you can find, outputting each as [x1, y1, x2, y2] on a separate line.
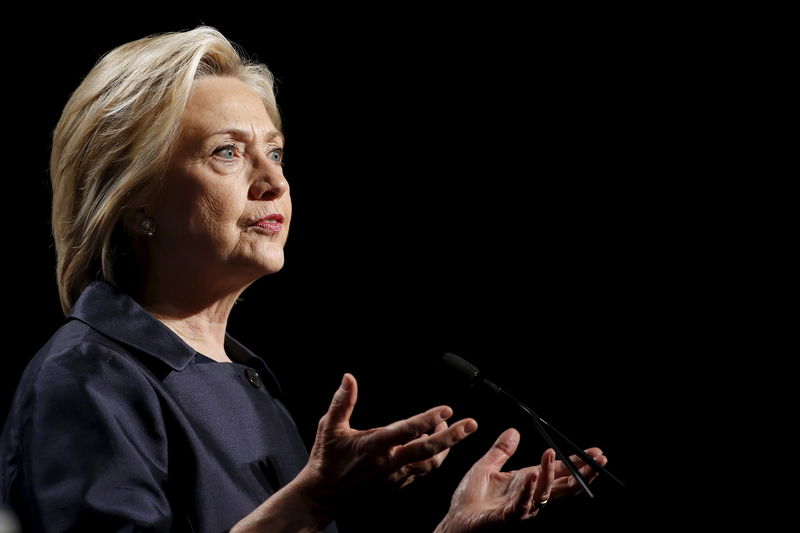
[141, 217, 156, 237]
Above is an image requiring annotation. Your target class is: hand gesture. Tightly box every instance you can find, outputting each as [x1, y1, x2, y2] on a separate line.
[436, 428, 608, 532]
[299, 373, 478, 509]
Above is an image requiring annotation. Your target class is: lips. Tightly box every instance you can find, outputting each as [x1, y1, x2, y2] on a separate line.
[252, 213, 285, 232]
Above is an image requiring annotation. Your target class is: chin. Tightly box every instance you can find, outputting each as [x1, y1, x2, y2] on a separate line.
[262, 260, 285, 275]
[234, 241, 287, 279]
[256, 248, 286, 275]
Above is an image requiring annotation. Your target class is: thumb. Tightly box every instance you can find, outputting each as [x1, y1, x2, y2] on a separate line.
[476, 428, 520, 471]
[323, 373, 358, 431]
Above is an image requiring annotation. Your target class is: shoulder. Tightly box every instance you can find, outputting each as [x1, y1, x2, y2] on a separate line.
[26, 319, 150, 379]
[8, 319, 162, 424]
[2, 320, 168, 471]
[1, 325, 174, 532]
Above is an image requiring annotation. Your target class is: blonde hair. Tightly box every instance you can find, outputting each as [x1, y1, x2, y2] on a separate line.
[50, 26, 280, 315]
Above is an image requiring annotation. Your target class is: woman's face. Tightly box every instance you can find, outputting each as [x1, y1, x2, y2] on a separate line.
[149, 76, 291, 288]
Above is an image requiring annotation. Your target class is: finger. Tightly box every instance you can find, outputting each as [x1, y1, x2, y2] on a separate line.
[322, 373, 358, 431]
[514, 469, 538, 518]
[402, 459, 437, 477]
[475, 428, 520, 471]
[428, 421, 452, 465]
[550, 454, 608, 499]
[394, 470, 417, 489]
[409, 421, 451, 462]
[400, 446, 449, 476]
[398, 422, 452, 477]
[395, 457, 435, 480]
[369, 405, 455, 449]
[553, 447, 605, 478]
[527, 449, 556, 517]
[391, 418, 477, 466]
[431, 420, 448, 435]
[566, 454, 607, 489]
[405, 419, 445, 447]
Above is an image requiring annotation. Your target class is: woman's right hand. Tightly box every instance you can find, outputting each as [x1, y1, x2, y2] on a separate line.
[298, 373, 478, 511]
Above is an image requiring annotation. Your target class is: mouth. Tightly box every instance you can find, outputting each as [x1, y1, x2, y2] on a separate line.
[250, 213, 285, 233]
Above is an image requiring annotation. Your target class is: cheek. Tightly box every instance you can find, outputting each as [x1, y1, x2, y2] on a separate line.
[281, 192, 293, 222]
[193, 189, 248, 237]
[162, 177, 246, 237]
[196, 193, 229, 224]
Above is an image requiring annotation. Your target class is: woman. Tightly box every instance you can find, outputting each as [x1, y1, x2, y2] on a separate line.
[0, 26, 607, 532]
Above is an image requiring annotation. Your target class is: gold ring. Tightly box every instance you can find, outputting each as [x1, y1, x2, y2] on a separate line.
[533, 499, 548, 511]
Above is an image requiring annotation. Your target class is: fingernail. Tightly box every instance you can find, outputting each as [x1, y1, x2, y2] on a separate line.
[340, 374, 351, 391]
[464, 420, 478, 434]
[439, 406, 453, 420]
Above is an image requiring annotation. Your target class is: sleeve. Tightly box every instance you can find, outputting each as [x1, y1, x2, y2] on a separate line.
[14, 343, 172, 533]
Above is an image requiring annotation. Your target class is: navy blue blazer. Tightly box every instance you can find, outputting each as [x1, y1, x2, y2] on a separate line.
[0, 280, 338, 533]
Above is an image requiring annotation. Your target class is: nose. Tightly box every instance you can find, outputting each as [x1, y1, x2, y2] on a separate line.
[249, 154, 289, 201]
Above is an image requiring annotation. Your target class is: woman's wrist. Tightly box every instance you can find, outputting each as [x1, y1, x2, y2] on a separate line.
[434, 511, 463, 533]
[230, 467, 334, 533]
[434, 515, 457, 533]
[435, 512, 484, 533]
[291, 464, 338, 520]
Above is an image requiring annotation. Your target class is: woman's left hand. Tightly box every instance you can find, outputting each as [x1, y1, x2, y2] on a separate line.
[435, 428, 608, 532]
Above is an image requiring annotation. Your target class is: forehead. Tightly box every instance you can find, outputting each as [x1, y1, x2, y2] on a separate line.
[181, 76, 276, 136]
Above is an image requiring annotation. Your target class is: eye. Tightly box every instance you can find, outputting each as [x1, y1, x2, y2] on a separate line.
[268, 147, 284, 164]
[213, 144, 239, 160]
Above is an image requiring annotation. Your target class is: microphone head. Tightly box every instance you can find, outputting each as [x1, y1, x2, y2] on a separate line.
[442, 352, 481, 383]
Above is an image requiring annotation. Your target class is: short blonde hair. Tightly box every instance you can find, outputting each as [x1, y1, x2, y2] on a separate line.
[50, 26, 280, 315]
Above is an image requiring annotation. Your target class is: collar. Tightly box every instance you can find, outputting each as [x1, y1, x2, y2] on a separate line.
[66, 280, 280, 393]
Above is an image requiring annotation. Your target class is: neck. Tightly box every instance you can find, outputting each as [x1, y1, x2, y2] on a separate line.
[136, 271, 250, 363]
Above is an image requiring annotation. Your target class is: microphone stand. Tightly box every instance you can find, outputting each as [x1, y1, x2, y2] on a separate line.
[444, 353, 626, 498]
[488, 382, 626, 498]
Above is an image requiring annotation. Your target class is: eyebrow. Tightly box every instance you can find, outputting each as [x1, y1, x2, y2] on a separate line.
[207, 127, 285, 144]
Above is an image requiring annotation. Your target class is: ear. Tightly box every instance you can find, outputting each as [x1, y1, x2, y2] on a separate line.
[120, 206, 152, 237]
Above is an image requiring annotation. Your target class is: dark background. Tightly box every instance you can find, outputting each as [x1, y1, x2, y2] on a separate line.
[2, 10, 690, 531]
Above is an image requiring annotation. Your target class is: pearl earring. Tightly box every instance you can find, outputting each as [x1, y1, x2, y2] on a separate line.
[141, 217, 156, 237]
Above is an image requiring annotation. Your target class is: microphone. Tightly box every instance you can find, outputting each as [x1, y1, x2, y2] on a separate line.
[442, 352, 626, 496]
[442, 352, 543, 413]
[442, 352, 504, 394]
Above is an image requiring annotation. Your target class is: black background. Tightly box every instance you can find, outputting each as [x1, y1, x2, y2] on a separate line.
[1, 10, 690, 531]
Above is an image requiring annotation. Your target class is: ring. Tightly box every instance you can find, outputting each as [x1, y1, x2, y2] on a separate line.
[533, 499, 548, 511]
